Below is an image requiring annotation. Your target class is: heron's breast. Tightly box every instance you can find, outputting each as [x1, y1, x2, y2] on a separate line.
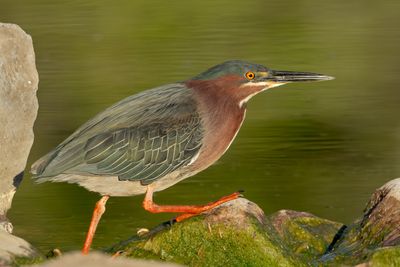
[184, 78, 247, 173]
[189, 102, 246, 172]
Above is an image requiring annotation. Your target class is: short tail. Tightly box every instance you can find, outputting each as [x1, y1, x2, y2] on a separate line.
[30, 150, 57, 177]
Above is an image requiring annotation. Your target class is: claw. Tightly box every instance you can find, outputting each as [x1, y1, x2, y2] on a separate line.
[137, 228, 149, 236]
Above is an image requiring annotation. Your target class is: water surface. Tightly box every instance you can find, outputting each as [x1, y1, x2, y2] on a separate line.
[1, 0, 400, 252]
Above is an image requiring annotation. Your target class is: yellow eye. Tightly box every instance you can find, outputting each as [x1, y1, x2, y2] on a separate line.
[245, 71, 255, 80]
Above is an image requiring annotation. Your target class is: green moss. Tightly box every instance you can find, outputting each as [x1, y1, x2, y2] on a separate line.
[106, 203, 400, 267]
[11, 255, 44, 267]
[268, 215, 342, 263]
[286, 218, 330, 253]
[114, 217, 298, 267]
[122, 246, 163, 261]
[368, 247, 400, 267]
[320, 219, 399, 266]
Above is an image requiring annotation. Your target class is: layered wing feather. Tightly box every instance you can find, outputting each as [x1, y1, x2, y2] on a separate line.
[81, 116, 201, 185]
[31, 83, 204, 185]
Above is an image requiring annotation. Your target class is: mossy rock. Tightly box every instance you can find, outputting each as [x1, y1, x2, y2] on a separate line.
[268, 210, 342, 263]
[107, 179, 400, 266]
[5, 179, 400, 266]
[319, 178, 400, 266]
[365, 247, 400, 267]
[107, 198, 340, 267]
[10, 256, 44, 267]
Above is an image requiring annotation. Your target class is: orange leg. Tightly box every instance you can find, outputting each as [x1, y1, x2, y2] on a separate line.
[82, 195, 109, 255]
[142, 186, 242, 222]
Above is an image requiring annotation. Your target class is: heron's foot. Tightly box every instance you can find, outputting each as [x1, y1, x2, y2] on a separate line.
[143, 191, 243, 214]
[143, 186, 243, 222]
[173, 191, 244, 222]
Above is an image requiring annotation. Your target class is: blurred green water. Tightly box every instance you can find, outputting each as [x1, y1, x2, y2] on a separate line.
[1, 0, 400, 252]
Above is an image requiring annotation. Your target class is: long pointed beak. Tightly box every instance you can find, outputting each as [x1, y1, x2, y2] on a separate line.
[269, 70, 334, 82]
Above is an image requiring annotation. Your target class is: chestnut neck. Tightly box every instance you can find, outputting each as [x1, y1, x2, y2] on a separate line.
[186, 75, 265, 111]
[184, 76, 248, 172]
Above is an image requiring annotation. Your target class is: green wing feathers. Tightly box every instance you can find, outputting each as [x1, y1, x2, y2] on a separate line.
[82, 117, 202, 185]
[31, 83, 204, 185]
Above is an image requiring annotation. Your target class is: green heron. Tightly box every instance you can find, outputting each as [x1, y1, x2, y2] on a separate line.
[31, 60, 333, 254]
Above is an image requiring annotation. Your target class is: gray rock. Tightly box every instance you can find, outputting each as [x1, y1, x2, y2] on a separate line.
[0, 229, 38, 265]
[32, 252, 181, 267]
[0, 22, 39, 264]
[0, 22, 38, 231]
[203, 197, 266, 229]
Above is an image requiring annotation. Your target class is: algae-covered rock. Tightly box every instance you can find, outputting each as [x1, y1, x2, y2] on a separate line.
[4, 179, 400, 266]
[107, 179, 400, 266]
[320, 178, 400, 266]
[108, 198, 339, 267]
[358, 247, 400, 267]
[268, 209, 342, 262]
[109, 198, 296, 266]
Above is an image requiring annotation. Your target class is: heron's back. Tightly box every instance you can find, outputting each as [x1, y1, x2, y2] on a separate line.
[31, 83, 204, 184]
